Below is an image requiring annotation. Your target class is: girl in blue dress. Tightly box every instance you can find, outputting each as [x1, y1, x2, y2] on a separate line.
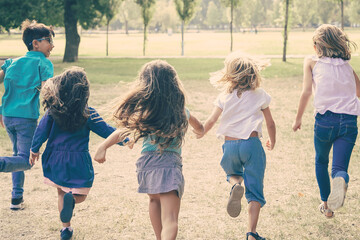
[29, 67, 128, 240]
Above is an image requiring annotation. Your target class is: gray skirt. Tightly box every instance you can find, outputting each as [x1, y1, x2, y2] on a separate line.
[136, 151, 185, 199]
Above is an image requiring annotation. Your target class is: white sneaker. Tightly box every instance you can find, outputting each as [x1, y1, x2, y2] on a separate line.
[327, 177, 347, 211]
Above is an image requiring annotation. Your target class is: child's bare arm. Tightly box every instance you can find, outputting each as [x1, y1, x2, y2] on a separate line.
[354, 71, 360, 98]
[0, 70, 4, 83]
[197, 106, 222, 138]
[293, 57, 313, 131]
[94, 129, 125, 163]
[262, 107, 276, 150]
[189, 113, 204, 136]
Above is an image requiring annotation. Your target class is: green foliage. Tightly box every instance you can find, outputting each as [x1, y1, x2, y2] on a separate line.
[174, 0, 198, 24]
[102, 0, 122, 24]
[135, 0, 156, 26]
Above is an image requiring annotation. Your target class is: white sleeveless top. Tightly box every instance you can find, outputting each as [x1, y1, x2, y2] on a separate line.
[312, 56, 360, 116]
[214, 88, 271, 140]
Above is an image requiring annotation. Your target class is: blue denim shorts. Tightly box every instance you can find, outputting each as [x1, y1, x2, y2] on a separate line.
[221, 137, 266, 206]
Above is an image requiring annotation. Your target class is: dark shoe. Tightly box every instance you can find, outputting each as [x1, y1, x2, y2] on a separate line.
[226, 183, 244, 218]
[60, 227, 73, 240]
[246, 232, 266, 240]
[10, 197, 24, 210]
[60, 192, 75, 223]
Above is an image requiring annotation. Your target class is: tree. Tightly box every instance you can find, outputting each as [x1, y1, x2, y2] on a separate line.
[293, 0, 317, 31]
[174, 0, 198, 56]
[135, 0, 156, 56]
[118, 0, 142, 35]
[101, 0, 122, 56]
[349, 0, 360, 26]
[282, 0, 290, 62]
[220, 0, 241, 52]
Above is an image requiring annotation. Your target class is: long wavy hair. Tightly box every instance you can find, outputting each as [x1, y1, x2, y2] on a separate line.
[313, 24, 357, 60]
[113, 60, 188, 152]
[42, 67, 90, 132]
[210, 52, 265, 97]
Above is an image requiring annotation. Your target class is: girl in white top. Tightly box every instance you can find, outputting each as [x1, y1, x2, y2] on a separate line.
[293, 24, 360, 218]
[197, 52, 276, 240]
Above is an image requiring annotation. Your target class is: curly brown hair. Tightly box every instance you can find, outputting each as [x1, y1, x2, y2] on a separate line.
[41, 67, 90, 132]
[113, 60, 188, 152]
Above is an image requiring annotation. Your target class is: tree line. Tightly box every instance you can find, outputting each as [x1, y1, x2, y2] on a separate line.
[0, 0, 358, 62]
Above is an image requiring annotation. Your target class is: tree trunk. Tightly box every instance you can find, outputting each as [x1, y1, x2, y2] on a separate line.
[230, 1, 233, 52]
[125, 20, 129, 35]
[340, 0, 344, 30]
[143, 24, 147, 56]
[106, 20, 109, 56]
[282, 0, 289, 62]
[63, 0, 80, 62]
[181, 20, 184, 56]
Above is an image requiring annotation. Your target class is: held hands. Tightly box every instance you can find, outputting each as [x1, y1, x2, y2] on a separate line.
[193, 128, 205, 139]
[29, 150, 40, 165]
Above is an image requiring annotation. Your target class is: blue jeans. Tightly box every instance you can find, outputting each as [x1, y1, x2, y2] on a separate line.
[220, 137, 266, 207]
[0, 117, 37, 199]
[314, 111, 358, 202]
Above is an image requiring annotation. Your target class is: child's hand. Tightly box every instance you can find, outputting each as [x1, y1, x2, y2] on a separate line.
[127, 140, 135, 149]
[266, 139, 275, 150]
[292, 119, 302, 132]
[192, 128, 205, 139]
[29, 151, 40, 165]
[0, 115, 4, 128]
[94, 146, 107, 164]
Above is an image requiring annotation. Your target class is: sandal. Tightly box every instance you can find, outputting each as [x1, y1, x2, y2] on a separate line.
[319, 203, 334, 219]
[327, 177, 347, 211]
[246, 232, 266, 240]
[227, 183, 244, 218]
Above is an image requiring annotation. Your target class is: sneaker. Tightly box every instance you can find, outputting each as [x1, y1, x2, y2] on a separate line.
[227, 183, 244, 218]
[327, 177, 347, 211]
[60, 227, 73, 240]
[10, 197, 24, 210]
[60, 192, 75, 223]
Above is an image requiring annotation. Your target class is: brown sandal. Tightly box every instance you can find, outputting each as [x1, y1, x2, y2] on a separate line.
[319, 203, 334, 219]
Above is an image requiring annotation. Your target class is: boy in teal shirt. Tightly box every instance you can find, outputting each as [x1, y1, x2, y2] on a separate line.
[0, 20, 54, 210]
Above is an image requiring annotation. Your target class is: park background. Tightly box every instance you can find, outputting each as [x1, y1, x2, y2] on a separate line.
[1, 0, 360, 239]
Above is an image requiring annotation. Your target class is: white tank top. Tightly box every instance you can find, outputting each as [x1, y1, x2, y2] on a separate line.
[312, 56, 360, 116]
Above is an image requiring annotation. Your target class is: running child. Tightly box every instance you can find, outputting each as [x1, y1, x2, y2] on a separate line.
[293, 24, 360, 218]
[29, 67, 129, 240]
[0, 20, 55, 210]
[94, 60, 204, 240]
[196, 52, 276, 240]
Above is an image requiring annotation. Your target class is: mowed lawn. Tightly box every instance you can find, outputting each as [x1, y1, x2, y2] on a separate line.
[0, 55, 360, 240]
[1, 29, 360, 57]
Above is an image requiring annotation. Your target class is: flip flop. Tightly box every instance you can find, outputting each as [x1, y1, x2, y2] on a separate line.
[226, 183, 244, 218]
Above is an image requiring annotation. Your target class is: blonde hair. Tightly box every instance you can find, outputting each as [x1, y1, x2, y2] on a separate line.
[210, 52, 266, 96]
[313, 24, 357, 60]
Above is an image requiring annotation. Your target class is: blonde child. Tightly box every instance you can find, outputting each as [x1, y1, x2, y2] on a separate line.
[0, 20, 54, 210]
[196, 52, 276, 240]
[94, 60, 204, 240]
[29, 67, 128, 240]
[293, 24, 360, 218]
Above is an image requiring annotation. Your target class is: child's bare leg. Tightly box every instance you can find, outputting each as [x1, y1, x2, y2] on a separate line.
[247, 201, 261, 240]
[148, 193, 162, 240]
[160, 191, 180, 240]
[57, 189, 87, 227]
[229, 175, 243, 186]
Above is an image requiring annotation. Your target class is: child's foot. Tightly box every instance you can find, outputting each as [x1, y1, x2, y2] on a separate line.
[327, 177, 347, 211]
[60, 227, 73, 240]
[319, 203, 334, 218]
[60, 192, 75, 223]
[246, 232, 266, 240]
[227, 183, 244, 218]
[10, 197, 24, 210]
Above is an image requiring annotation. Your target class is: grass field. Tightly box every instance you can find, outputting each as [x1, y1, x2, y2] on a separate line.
[1, 30, 360, 57]
[1, 37, 360, 239]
